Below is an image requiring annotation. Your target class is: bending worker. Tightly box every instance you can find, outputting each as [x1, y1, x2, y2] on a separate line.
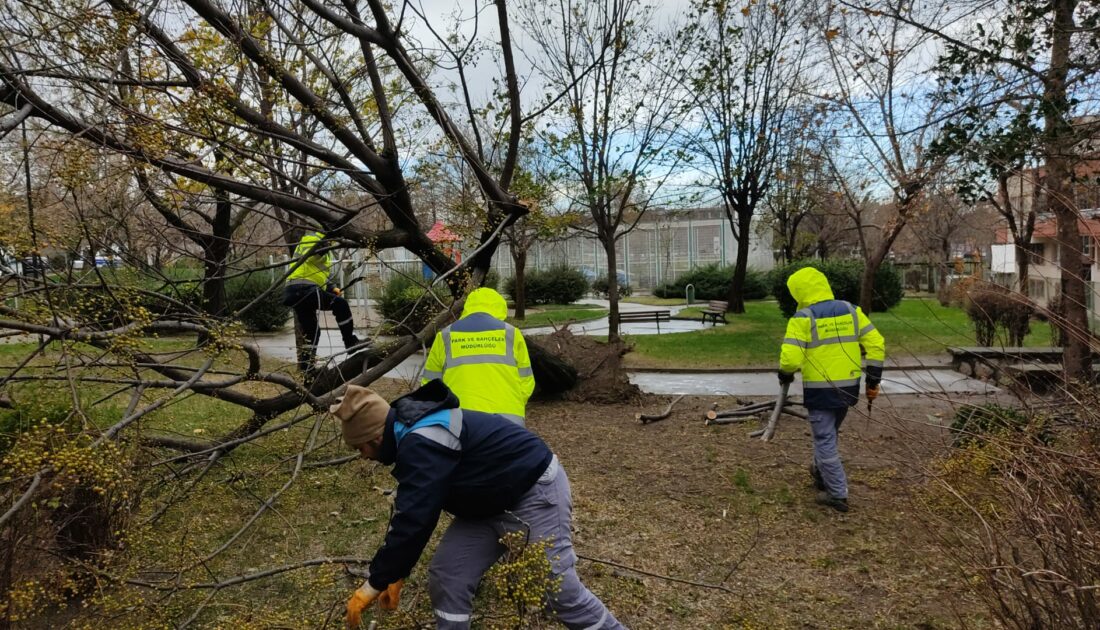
[282, 230, 360, 371]
[332, 380, 625, 630]
[778, 267, 885, 513]
[421, 287, 534, 425]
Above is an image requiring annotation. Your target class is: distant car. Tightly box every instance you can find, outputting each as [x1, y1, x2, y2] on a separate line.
[579, 267, 627, 285]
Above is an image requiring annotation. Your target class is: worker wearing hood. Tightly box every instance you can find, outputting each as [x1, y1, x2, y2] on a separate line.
[421, 287, 534, 425]
[283, 230, 360, 373]
[778, 267, 886, 512]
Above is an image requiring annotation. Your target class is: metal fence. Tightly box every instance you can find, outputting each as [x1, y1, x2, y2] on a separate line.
[489, 219, 773, 292]
[273, 216, 774, 302]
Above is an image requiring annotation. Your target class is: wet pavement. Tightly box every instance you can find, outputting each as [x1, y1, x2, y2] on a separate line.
[249, 330, 994, 397]
[627, 369, 998, 396]
[249, 296, 993, 396]
[249, 297, 710, 369]
[246, 329, 429, 380]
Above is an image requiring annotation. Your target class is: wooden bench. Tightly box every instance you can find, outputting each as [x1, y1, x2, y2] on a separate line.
[701, 300, 728, 325]
[613, 310, 671, 333]
[947, 346, 1100, 384]
[948, 347, 1065, 377]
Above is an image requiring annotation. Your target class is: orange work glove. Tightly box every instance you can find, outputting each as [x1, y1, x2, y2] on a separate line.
[377, 579, 404, 610]
[345, 582, 380, 629]
[332, 286, 343, 297]
[866, 385, 880, 402]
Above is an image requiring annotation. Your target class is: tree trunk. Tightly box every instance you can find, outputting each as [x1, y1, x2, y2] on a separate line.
[725, 210, 753, 314]
[1015, 238, 1031, 295]
[605, 238, 621, 343]
[1047, 0, 1090, 382]
[512, 251, 527, 320]
[201, 193, 232, 318]
[938, 238, 950, 293]
[859, 259, 877, 314]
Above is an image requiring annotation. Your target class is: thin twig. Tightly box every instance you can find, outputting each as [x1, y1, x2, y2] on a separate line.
[576, 553, 735, 594]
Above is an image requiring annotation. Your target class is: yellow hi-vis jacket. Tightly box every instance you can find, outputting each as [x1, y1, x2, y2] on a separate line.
[287, 231, 331, 287]
[421, 288, 535, 425]
[779, 267, 886, 409]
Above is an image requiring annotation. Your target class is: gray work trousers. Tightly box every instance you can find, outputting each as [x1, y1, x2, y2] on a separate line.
[428, 458, 626, 629]
[808, 407, 849, 499]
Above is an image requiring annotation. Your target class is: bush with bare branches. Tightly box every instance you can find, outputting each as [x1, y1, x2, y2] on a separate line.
[964, 283, 1033, 346]
[921, 399, 1100, 628]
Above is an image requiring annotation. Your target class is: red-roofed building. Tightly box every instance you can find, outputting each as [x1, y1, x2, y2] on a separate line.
[988, 131, 1100, 312]
[992, 214, 1100, 308]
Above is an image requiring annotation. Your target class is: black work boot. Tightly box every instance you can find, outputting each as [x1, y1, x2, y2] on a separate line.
[809, 463, 826, 491]
[343, 334, 361, 350]
[815, 491, 849, 513]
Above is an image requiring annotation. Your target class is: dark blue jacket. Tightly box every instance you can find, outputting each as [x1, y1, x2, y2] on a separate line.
[367, 380, 552, 589]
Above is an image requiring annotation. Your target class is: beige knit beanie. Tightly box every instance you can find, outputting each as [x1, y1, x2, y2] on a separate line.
[329, 385, 390, 448]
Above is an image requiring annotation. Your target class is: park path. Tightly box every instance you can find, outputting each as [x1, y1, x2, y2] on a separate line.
[248, 296, 994, 396]
[628, 368, 997, 397]
[247, 328, 995, 396]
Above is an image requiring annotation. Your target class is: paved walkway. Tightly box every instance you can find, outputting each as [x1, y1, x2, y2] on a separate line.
[250, 297, 992, 396]
[628, 369, 998, 396]
[249, 331, 994, 397]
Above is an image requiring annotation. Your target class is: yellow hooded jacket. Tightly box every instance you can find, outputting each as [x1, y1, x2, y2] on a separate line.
[779, 267, 886, 409]
[421, 288, 535, 425]
[287, 231, 331, 288]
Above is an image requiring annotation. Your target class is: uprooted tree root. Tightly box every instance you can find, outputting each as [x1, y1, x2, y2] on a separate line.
[528, 329, 641, 405]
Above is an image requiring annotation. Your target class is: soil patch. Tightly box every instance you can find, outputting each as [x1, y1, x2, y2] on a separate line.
[529, 328, 642, 404]
[524, 391, 999, 628]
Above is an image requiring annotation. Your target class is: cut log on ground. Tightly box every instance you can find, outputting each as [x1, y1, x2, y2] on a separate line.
[637, 394, 686, 424]
[704, 398, 804, 422]
[706, 416, 752, 426]
[705, 406, 805, 426]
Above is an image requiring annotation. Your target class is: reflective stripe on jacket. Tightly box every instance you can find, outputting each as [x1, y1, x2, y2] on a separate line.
[287, 231, 330, 287]
[421, 288, 534, 423]
[779, 267, 886, 409]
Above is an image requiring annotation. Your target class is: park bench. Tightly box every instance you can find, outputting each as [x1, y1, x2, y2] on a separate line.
[948, 347, 1067, 376]
[700, 300, 728, 326]
[613, 310, 671, 333]
[948, 346, 1100, 388]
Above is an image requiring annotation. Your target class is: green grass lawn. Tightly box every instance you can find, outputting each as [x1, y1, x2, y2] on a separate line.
[508, 303, 608, 328]
[628, 298, 1057, 368]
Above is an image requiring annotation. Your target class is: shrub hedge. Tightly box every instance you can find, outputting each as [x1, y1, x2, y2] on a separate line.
[591, 274, 633, 298]
[771, 259, 903, 317]
[226, 274, 291, 332]
[482, 269, 500, 290]
[377, 275, 448, 335]
[653, 264, 770, 301]
[504, 266, 588, 305]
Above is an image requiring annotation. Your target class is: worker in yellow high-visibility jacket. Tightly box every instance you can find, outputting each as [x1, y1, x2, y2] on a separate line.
[778, 267, 886, 513]
[282, 231, 360, 372]
[421, 288, 534, 426]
